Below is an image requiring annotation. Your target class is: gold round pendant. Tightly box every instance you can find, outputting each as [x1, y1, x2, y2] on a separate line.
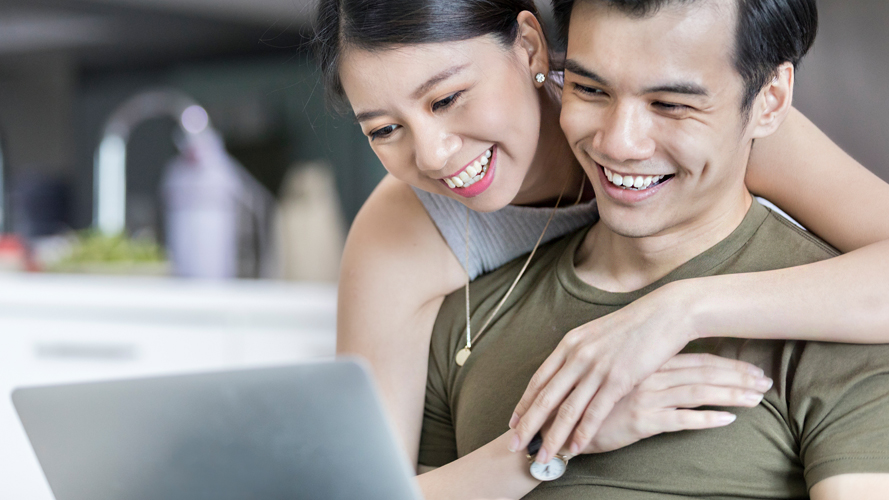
[455, 347, 472, 367]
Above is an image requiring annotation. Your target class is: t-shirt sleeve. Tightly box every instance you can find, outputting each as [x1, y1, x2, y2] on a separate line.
[790, 342, 889, 488]
[418, 306, 459, 467]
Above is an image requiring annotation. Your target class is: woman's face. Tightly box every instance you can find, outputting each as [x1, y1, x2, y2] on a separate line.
[339, 35, 545, 212]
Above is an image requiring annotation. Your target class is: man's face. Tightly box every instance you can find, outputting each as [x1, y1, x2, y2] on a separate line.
[560, 0, 757, 239]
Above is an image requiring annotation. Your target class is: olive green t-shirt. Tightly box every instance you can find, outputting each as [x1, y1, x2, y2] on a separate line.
[420, 201, 889, 499]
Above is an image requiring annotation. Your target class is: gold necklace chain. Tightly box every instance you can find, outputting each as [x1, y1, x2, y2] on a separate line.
[456, 173, 583, 367]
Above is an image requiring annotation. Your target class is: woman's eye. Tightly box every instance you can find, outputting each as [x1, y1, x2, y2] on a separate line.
[370, 125, 399, 141]
[432, 91, 463, 112]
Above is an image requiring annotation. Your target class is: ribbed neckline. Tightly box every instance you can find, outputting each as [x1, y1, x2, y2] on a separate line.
[557, 201, 770, 306]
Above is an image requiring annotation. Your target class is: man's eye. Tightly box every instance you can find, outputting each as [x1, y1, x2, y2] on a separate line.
[653, 102, 690, 113]
[573, 83, 604, 96]
[370, 125, 399, 141]
[432, 91, 463, 112]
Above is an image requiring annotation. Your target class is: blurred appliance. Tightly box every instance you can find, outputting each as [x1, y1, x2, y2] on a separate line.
[277, 161, 345, 282]
[0, 132, 6, 234]
[163, 128, 277, 279]
[93, 90, 277, 279]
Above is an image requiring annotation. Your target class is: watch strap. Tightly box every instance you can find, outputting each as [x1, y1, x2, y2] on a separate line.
[527, 432, 544, 457]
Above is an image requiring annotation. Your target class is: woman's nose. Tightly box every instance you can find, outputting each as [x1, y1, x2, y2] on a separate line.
[414, 127, 461, 173]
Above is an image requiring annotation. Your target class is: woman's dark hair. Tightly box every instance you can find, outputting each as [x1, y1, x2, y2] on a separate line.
[551, 0, 818, 116]
[313, 0, 547, 112]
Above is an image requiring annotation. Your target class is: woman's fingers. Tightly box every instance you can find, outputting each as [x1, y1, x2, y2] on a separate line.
[659, 353, 765, 377]
[509, 352, 596, 455]
[509, 346, 570, 429]
[641, 365, 773, 393]
[537, 369, 610, 461]
[573, 359, 773, 455]
[565, 378, 633, 454]
[642, 409, 739, 435]
[649, 383, 766, 410]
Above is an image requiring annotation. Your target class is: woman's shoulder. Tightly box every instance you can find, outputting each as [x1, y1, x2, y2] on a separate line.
[342, 175, 465, 296]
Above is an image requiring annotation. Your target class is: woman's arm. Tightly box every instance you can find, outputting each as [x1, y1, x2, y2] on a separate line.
[337, 175, 466, 467]
[419, 354, 771, 500]
[509, 107, 889, 461]
[747, 107, 889, 252]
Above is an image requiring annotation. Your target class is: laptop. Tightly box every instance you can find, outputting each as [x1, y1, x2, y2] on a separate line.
[12, 359, 423, 500]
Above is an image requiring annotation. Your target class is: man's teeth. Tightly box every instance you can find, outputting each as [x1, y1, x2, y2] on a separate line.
[444, 148, 493, 189]
[603, 167, 668, 191]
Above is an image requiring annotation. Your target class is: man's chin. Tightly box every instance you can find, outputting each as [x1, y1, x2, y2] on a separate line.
[598, 213, 663, 239]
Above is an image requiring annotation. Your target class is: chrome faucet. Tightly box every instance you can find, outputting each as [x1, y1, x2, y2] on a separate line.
[93, 89, 207, 235]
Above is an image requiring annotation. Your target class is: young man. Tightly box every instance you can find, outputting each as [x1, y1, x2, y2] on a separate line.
[418, 0, 889, 497]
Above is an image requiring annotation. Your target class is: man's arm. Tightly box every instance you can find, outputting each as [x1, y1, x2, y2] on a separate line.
[810, 474, 889, 499]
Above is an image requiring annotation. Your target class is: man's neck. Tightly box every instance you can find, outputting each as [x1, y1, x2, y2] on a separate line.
[575, 191, 753, 293]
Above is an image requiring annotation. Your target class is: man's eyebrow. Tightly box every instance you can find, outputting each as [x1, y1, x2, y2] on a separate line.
[564, 59, 610, 86]
[565, 58, 709, 98]
[643, 82, 709, 97]
[411, 63, 471, 99]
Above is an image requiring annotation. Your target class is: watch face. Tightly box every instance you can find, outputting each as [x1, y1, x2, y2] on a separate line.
[529, 456, 567, 481]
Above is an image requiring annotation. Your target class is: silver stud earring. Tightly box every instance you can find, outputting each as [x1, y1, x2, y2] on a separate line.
[535, 72, 546, 84]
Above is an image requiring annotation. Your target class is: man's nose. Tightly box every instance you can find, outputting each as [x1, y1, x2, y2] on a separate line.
[414, 126, 461, 173]
[593, 103, 656, 163]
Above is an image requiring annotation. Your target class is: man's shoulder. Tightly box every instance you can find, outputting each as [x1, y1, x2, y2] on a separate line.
[717, 202, 840, 275]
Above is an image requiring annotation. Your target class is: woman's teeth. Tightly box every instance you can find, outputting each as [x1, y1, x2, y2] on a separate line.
[603, 167, 669, 191]
[444, 148, 493, 189]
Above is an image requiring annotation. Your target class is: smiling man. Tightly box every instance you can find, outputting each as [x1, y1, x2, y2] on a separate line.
[418, 0, 889, 498]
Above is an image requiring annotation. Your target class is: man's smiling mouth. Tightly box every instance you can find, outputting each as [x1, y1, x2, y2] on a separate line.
[602, 166, 674, 191]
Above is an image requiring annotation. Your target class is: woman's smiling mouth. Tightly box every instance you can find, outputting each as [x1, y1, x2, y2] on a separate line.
[442, 147, 493, 189]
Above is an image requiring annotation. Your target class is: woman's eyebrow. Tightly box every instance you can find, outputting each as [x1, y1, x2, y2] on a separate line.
[355, 63, 471, 122]
[411, 64, 470, 99]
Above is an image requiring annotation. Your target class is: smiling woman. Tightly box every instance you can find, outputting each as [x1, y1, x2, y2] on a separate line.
[312, 0, 889, 498]
[335, 30, 576, 213]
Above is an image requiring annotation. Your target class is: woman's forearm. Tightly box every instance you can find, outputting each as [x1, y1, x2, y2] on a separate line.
[683, 239, 889, 343]
[418, 433, 539, 500]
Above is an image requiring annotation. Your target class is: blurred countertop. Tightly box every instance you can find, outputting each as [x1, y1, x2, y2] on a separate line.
[0, 272, 337, 500]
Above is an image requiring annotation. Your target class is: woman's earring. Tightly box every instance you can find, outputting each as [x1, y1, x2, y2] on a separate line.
[535, 72, 546, 84]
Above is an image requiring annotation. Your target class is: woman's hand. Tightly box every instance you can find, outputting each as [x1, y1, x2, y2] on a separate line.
[508, 280, 756, 459]
[575, 353, 769, 455]
[526, 353, 772, 464]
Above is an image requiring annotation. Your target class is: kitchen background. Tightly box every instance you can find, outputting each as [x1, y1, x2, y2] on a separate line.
[0, 0, 886, 498]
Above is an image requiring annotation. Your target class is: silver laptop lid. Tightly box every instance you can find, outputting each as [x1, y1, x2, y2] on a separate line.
[12, 359, 422, 500]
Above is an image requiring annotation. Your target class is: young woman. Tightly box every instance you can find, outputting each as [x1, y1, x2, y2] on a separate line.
[314, 0, 889, 497]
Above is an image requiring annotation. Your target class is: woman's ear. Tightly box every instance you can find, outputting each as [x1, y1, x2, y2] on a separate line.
[516, 10, 550, 87]
[751, 62, 795, 139]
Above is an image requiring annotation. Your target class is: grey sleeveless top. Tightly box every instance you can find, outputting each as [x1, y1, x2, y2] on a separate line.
[412, 187, 599, 280]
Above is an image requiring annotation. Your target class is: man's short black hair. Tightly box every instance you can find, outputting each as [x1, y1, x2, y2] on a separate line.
[552, 0, 818, 115]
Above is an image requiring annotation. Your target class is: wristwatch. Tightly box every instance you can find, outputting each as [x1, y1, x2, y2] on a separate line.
[526, 432, 570, 481]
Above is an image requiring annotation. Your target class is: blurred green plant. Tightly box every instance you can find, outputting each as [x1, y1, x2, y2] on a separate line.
[46, 231, 168, 274]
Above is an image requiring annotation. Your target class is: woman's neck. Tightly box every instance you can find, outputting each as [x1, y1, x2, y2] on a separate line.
[510, 88, 585, 207]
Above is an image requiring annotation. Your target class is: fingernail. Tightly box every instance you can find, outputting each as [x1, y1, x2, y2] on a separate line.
[748, 366, 765, 377]
[537, 449, 549, 464]
[570, 442, 580, 455]
[508, 434, 521, 453]
[743, 391, 764, 405]
[755, 377, 773, 391]
[718, 413, 737, 425]
[509, 413, 519, 429]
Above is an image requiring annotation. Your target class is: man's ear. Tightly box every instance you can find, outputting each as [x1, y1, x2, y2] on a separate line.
[516, 10, 551, 88]
[751, 62, 794, 139]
